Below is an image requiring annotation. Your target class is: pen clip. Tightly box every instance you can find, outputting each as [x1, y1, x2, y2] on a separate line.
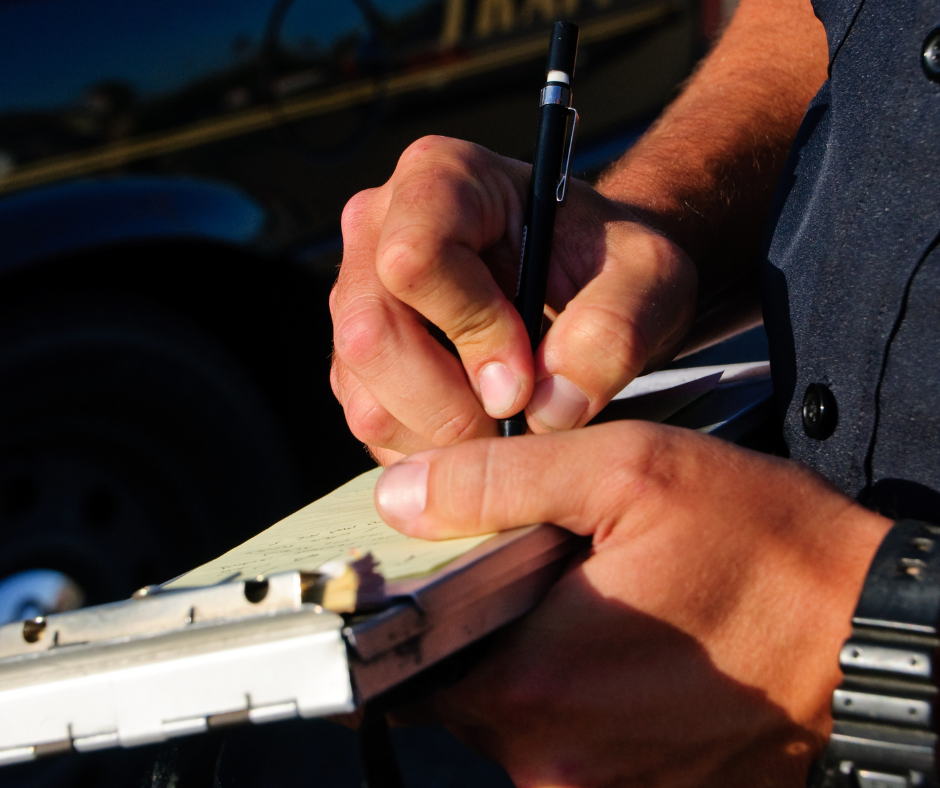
[556, 107, 579, 203]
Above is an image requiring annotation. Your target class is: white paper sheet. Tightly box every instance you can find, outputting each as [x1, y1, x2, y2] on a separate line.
[168, 468, 496, 588]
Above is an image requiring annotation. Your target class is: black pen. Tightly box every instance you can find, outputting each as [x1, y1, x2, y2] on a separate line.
[499, 21, 580, 437]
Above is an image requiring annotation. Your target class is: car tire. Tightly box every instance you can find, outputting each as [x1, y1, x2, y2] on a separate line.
[0, 287, 300, 608]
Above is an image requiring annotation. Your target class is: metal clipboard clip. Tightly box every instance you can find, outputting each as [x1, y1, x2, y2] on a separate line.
[0, 525, 577, 768]
[556, 106, 579, 204]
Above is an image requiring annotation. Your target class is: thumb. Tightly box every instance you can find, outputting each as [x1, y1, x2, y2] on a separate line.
[373, 423, 659, 540]
[527, 216, 697, 432]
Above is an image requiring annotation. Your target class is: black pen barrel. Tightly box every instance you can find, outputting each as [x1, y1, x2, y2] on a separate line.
[500, 103, 568, 437]
[499, 21, 578, 438]
[547, 21, 579, 76]
[516, 101, 568, 351]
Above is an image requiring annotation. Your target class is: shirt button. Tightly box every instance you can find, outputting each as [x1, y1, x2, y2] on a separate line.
[802, 383, 838, 440]
[923, 29, 940, 81]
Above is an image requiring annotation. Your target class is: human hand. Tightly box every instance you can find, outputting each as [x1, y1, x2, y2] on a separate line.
[372, 423, 892, 787]
[331, 136, 697, 465]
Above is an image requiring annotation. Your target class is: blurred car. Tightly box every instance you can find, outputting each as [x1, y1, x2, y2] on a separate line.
[0, 0, 722, 784]
[0, 0, 715, 611]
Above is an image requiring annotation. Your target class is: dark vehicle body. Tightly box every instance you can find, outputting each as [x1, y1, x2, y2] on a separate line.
[0, 0, 710, 601]
[0, 0, 711, 783]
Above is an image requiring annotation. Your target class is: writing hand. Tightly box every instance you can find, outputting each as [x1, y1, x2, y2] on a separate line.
[331, 136, 697, 465]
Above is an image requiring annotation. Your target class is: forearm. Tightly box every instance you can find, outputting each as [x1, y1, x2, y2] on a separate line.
[596, 0, 828, 350]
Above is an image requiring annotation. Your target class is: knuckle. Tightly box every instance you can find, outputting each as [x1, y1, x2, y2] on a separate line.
[636, 225, 670, 258]
[328, 283, 338, 318]
[445, 304, 501, 347]
[333, 302, 397, 372]
[626, 222, 674, 263]
[344, 391, 398, 447]
[340, 189, 375, 237]
[329, 358, 342, 401]
[437, 439, 492, 527]
[477, 436, 522, 526]
[397, 135, 464, 172]
[375, 237, 441, 298]
[567, 302, 651, 378]
[606, 422, 661, 494]
[429, 407, 485, 448]
[397, 135, 446, 169]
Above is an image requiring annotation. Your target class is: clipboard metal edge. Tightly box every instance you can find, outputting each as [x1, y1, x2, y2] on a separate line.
[0, 607, 353, 765]
[347, 526, 583, 700]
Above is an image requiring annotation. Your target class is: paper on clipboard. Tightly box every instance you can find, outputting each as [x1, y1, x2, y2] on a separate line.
[168, 468, 497, 589]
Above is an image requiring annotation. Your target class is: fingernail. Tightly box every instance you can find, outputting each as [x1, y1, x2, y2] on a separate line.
[529, 375, 589, 431]
[375, 461, 429, 522]
[478, 362, 522, 416]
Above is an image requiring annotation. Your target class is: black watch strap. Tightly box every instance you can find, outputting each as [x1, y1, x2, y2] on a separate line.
[810, 520, 940, 788]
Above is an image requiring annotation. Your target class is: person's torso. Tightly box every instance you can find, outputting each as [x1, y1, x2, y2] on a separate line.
[762, 0, 940, 520]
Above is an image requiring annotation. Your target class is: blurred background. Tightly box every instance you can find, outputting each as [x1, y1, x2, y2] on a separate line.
[0, 0, 752, 784]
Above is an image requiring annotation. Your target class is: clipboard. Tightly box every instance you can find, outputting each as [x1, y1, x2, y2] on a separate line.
[0, 361, 772, 768]
[0, 495, 576, 765]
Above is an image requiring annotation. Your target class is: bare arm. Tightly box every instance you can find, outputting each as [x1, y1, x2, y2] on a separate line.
[598, 0, 829, 351]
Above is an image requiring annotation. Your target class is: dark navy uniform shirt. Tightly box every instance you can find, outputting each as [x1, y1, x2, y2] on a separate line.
[762, 0, 940, 522]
